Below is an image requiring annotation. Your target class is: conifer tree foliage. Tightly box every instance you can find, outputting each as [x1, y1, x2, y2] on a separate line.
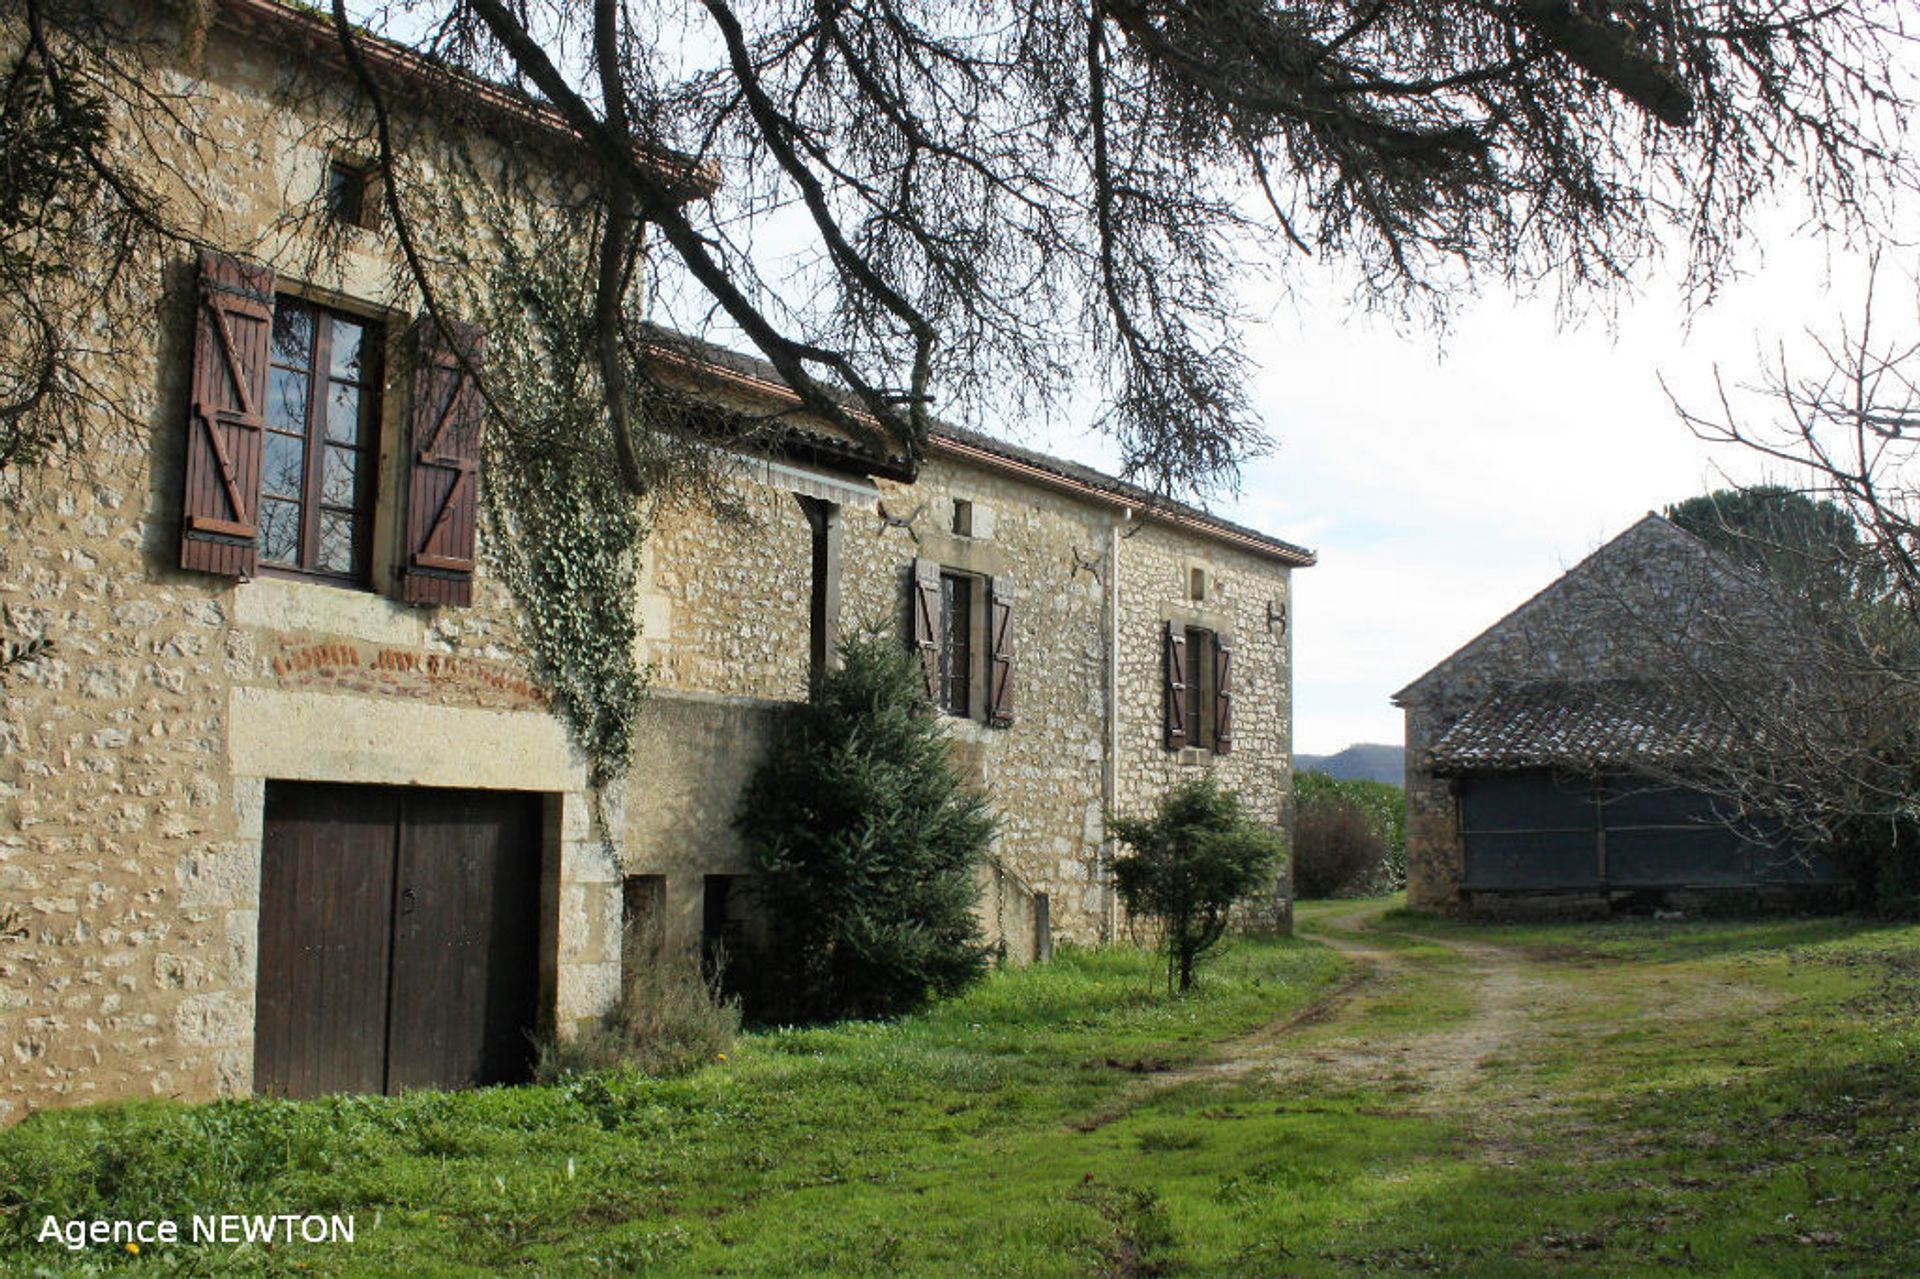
[1110, 774, 1285, 994]
[736, 631, 995, 1023]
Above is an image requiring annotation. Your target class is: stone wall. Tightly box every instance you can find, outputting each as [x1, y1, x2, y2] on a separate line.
[0, 14, 611, 1122]
[851, 460, 1117, 941]
[1111, 521, 1297, 929]
[1, 8, 1308, 1120]
[609, 452, 1303, 954]
[1400, 700, 1462, 911]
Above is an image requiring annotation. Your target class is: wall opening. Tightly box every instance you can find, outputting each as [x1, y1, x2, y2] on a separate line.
[798, 496, 841, 675]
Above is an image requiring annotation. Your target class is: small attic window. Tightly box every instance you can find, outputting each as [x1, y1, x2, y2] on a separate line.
[326, 159, 373, 228]
[1189, 566, 1207, 602]
[951, 498, 973, 537]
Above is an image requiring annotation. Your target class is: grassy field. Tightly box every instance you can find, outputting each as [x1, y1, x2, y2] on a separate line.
[3, 906, 1919, 1275]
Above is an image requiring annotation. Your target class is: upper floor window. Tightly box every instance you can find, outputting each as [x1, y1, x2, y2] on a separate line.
[909, 557, 1014, 727]
[177, 248, 486, 605]
[262, 297, 382, 583]
[1163, 622, 1233, 753]
[326, 159, 374, 229]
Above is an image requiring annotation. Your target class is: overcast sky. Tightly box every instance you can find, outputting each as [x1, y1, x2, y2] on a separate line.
[1031, 217, 1894, 757]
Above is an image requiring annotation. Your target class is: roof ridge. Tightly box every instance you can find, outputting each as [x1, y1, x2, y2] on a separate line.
[638, 326, 1316, 566]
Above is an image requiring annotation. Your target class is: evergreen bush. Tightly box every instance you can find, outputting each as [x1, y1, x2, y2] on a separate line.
[736, 630, 995, 1022]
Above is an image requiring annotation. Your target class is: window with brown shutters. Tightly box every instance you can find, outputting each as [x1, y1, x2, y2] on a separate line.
[908, 559, 1010, 725]
[1166, 624, 1231, 751]
[177, 257, 487, 606]
[402, 317, 487, 607]
[1163, 623, 1188, 750]
[179, 249, 274, 578]
[986, 575, 1015, 728]
[910, 557, 942, 703]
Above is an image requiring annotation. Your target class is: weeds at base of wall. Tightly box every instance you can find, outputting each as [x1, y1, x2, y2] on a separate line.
[534, 917, 740, 1082]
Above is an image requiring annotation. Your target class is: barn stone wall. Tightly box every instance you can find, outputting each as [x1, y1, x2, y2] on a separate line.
[1395, 515, 1763, 911]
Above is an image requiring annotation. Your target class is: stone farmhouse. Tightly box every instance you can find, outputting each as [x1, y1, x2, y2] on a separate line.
[1395, 514, 1842, 915]
[0, 1, 1313, 1119]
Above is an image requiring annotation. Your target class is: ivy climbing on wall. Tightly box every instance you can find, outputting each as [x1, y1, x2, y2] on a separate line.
[479, 242, 648, 791]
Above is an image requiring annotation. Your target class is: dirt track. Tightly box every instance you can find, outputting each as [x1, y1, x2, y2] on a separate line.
[1169, 905, 1548, 1092]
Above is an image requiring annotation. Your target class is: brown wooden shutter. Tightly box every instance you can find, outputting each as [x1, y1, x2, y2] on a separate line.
[1163, 622, 1187, 750]
[987, 575, 1015, 728]
[402, 317, 486, 607]
[1213, 634, 1233, 754]
[179, 249, 274, 577]
[910, 557, 942, 702]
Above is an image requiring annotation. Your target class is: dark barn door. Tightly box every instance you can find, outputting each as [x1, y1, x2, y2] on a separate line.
[1458, 771, 1601, 891]
[256, 782, 543, 1098]
[254, 785, 398, 1097]
[1457, 770, 1838, 893]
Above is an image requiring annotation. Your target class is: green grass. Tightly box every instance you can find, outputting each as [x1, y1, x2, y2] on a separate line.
[6, 911, 1920, 1275]
[0, 939, 1342, 1276]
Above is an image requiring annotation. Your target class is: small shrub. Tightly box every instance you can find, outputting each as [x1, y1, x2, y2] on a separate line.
[1292, 794, 1388, 898]
[535, 914, 739, 1080]
[1111, 773, 1286, 993]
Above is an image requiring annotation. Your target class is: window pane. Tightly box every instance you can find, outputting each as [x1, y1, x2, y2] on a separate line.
[326, 163, 367, 226]
[941, 574, 972, 716]
[272, 301, 313, 369]
[268, 367, 309, 434]
[262, 432, 305, 499]
[316, 511, 357, 575]
[329, 319, 365, 380]
[325, 382, 363, 444]
[259, 497, 300, 564]
[321, 445, 359, 507]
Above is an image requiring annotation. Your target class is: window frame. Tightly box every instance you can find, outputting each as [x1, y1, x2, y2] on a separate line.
[938, 569, 979, 718]
[1185, 625, 1218, 749]
[326, 158, 376, 229]
[258, 295, 384, 588]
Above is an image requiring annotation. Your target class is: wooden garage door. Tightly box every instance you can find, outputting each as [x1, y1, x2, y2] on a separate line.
[255, 782, 543, 1098]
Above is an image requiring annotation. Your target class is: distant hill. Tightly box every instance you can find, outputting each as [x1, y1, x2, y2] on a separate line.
[1296, 743, 1404, 786]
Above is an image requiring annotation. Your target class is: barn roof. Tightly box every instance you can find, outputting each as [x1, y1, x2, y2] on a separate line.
[1428, 679, 1732, 774]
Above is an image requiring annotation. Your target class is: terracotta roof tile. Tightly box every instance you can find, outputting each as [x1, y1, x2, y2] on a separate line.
[1430, 680, 1733, 773]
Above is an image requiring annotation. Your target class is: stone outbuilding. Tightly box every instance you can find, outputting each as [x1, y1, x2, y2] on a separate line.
[1394, 514, 1843, 915]
[0, 1, 1312, 1119]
